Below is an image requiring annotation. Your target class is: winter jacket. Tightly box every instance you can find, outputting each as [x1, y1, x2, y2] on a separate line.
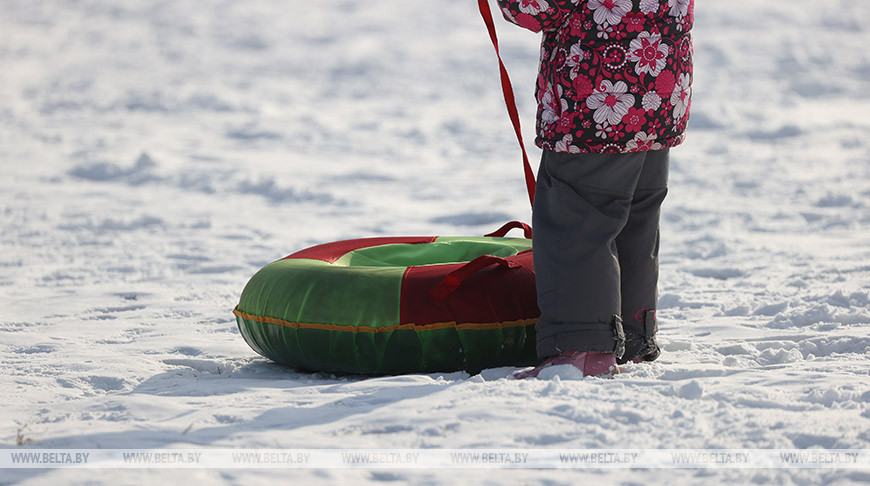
[496, 0, 693, 153]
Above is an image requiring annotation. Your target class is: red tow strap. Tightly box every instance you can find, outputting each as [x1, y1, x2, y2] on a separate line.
[429, 254, 522, 300]
[485, 220, 532, 239]
[478, 0, 536, 208]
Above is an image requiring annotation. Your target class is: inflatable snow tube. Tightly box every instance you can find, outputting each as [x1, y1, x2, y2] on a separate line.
[233, 222, 539, 375]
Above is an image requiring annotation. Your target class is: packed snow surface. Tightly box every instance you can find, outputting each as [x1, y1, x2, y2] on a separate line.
[1, 0, 869, 484]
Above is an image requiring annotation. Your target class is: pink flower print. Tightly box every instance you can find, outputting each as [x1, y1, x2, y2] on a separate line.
[625, 12, 646, 33]
[623, 107, 647, 132]
[611, 126, 625, 140]
[648, 118, 664, 136]
[515, 13, 542, 32]
[569, 16, 585, 36]
[586, 80, 635, 126]
[628, 32, 669, 77]
[573, 75, 594, 96]
[626, 132, 663, 151]
[655, 70, 676, 96]
[603, 45, 627, 70]
[519, 0, 550, 15]
[588, 0, 632, 26]
[537, 72, 548, 92]
[555, 112, 577, 134]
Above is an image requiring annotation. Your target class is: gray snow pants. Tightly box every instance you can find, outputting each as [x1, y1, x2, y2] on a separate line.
[532, 148, 668, 362]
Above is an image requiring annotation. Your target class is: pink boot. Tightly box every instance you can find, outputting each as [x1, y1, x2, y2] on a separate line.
[514, 351, 618, 379]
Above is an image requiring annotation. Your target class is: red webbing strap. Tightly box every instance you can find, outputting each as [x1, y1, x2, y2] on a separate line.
[485, 220, 532, 239]
[478, 0, 536, 208]
[429, 254, 521, 301]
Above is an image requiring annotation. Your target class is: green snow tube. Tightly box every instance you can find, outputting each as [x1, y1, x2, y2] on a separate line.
[233, 222, 539, 374]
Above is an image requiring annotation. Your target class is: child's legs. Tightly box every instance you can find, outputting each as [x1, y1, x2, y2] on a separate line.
[532, 150, 646, 359]
[616, 148, 669, 361]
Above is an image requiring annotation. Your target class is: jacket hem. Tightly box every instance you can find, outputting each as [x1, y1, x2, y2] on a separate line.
[536, 134, 686, 154]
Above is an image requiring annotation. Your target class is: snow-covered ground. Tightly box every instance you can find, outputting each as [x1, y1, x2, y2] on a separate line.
[1, 0, 869, 484]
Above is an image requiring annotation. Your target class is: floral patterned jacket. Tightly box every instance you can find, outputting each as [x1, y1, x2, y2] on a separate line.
[497, 0, 693, 153]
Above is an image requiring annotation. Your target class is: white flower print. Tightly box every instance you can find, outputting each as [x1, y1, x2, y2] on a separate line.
[639, 0, 659, 14]
[595, 123, 613, 139]
[541, 91, 558, 125]
[668, 0, 690, 18]
[518, 0, 550, 16]
[555, 134, 582, 153]
[565, 43, 586, 67]
[627, 32, 669, 77]
[586, 80, 635, 125]
[596, 23, 613, 40]
[625, 132, 663, 151]
[588, 0, 632, 26]
[541, 87, 568, 126]
[670, 72, 691, 120]
[642, 91, 662, 111]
